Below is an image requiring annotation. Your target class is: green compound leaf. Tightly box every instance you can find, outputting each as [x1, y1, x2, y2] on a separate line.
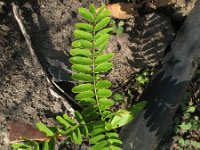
[95, 53, 114, 64]
[72, 73, 92, 82]
[75, 23, 93, 32]
[71, 127, 82, 145]
[72, 40, 92, 48]
[72, 64, 92, 74]
[95, 62, 113, 73]
[95, 17, 111, 31]
[97, 89, 112, 98]
[70, 48, 91, 57]
[75, 91, 94, 100]
[42, 141, 49, 150]
[56, 116, 71, 128]
[72, 83, 93, 93]
[69, 56, 92, 65]
[89, 4, 96, 14]
[94, 28, 113, 40]
[94, 34, 110, 48]
[63, 114, 76, 126]
[89, 134, 105, 144]
[96, 80, 112, 89]
[79, 7, 94, 22]
[99, 98, 114, 111]
[74, 30, 93, 41]
[96, 10, 110, 22]
[36, 123, 54, 137]
[91, 140, 108, 150]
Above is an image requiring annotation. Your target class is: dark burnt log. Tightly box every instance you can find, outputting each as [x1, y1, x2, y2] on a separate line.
[119, 1, 200, 150]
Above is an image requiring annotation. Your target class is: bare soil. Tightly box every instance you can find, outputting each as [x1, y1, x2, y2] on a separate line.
[0, 0, 197, 149]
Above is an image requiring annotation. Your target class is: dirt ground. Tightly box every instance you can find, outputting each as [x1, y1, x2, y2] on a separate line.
[0, 0, 198, 149]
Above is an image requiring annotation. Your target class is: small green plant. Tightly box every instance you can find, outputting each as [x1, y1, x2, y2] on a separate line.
[11, 4, 146, 150]
[173, 92, 200, 150]
[111, 20, 124, 35]
[135, 70, 150, 86]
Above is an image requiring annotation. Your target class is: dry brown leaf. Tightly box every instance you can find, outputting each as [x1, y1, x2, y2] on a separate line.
[106, 3, 139, 19]
[8, 122, 48, 143]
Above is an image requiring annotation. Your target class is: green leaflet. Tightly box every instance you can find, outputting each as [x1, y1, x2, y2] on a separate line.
[72, 40, 92, 48]
[75, 23, 93, 32]
[72, 64, 92, 73]
[74, 30, 93, 41]
[72, 73, 93, 82]
[99, 98, 114, 111]
[11, 144, 31, 149]
[63, 114, 76, 126]
[89, 134, 105, 144]
[78, 98, 96, 106]
[36, 123, 54, 137]
[95, 17, 111, 31]
[95, 62, 113, 73]
[94, 34, 110, 48]
[71, 127, 82, 145]
[70, 48, 91, 57]
[97, 89, 112, 98]
[96, 80, 112, 89]
[56, 116, 71, 128]
[72, 83, 93, 93]
[69, 56, 92, 65]
[94, 28, 113, 40]
[96, 4, 106, 19]
[89, 4, 96, 14]
[75, 91, 94, 100]
[91, 140, 108, 150]
[95, 53, 114, 64]
[96, 10, 110, 22]
[79, 7, 94, 22]
[42, 141, 49, 150]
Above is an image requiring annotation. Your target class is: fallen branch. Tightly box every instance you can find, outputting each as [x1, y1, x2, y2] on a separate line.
[12, 3, 39, 66]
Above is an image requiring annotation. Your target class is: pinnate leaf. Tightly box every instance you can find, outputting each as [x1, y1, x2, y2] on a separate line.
[72, 73, 92, 82]
[72, 83, 93, 93]
[95, 62, 113, 73]
[95, 53, 113, 64]
[79, 7, 94, 22]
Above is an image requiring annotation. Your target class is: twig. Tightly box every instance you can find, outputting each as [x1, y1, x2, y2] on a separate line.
[12, 3, 38, 66]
